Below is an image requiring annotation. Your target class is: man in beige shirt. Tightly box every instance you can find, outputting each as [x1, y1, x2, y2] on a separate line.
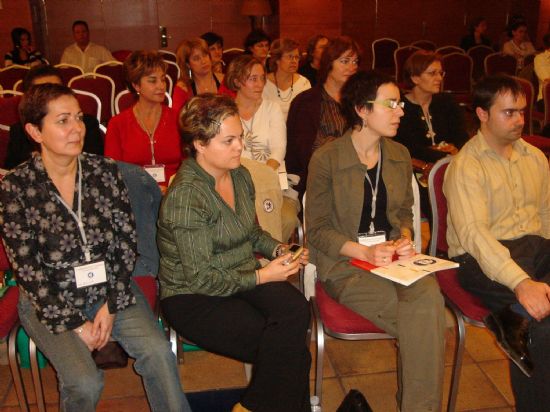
[60, 20, 114, 73]
[444, 74, 550, 412]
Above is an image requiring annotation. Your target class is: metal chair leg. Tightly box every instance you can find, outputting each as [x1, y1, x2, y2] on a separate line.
[447, 305, 466, 412]
[29, 337, 46, 412]
[311, 297, 325, 406]
[8, 323, 30, 412]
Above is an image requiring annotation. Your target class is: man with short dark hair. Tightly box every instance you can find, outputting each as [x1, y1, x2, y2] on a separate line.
[444, 74, 550, 412]
[60, 20, 114, 73]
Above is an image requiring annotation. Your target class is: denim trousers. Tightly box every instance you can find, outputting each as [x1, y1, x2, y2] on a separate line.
[161, 282, 312, 412]
[456, 235, 550, 412]
[18, 280, 191, 412]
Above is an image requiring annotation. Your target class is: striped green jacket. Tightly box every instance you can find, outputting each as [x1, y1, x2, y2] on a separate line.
[157, 158, 280, 299]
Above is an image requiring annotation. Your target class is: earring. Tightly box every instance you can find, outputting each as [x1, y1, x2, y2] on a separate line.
[187, 66, 192, 80]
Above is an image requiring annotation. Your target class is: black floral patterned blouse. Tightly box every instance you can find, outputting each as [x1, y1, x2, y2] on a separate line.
[0, 153, 137, 334]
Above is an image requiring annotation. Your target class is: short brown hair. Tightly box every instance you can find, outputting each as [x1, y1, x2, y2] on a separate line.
[124, 50, 167, 94]
[179, 93, 239, 158]
[318, 36, 361, 85]
[225, 54, 264, 92]
[20, 83, 76, 130]
[176, 38, 210, 84]
[269, 38, 300, 72]
[403, 50, 442, 89]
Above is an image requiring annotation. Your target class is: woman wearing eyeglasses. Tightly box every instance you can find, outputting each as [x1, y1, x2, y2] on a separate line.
[395, 50, 468, 166]
[286, 36, 359, 200]
[262, 38, 311, 120]
[306, 70, 445, 412]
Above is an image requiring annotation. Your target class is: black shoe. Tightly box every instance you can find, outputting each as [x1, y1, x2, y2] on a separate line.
[484, 307, 533, 377]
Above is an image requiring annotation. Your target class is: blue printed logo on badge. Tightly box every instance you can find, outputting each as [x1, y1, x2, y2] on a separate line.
[74, 261, 107, 288]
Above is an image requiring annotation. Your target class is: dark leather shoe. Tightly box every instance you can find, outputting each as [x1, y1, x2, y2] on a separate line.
[484, 306, 533, 377]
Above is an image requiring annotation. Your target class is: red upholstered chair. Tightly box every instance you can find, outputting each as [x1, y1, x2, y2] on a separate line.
[372, 38, 400, 76]
[158, 49, 177, 63]
[467, 45, 494, 81]
[523, 135, 550, 158]
[0, 65, 30, 90]
[0, 126, 10, 169]
[164, 60, 180, 96]
[222, 48, 245, 69]
[441, 52, 473, 106]
[0, 93, 22, 126]
[394, 45, 420, 86]
[411, 39, 436, 51]
[69, 73, 115, 123]
[435, 45, 465, 55]
[53, 64, 84, 86]
[112, 49, 132, 63]
[304, 176, 423, 407]
[94, 61, 126, 98]
[427, 157, 490, 412]
[73, 89, 101, 123]
[484, 52, 517, 76]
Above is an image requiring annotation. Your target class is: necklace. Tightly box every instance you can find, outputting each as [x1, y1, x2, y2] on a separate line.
[241, 113, 255, 141]
[195, 74, 216, 94]
[134, 104, 161, 164]
[274, 73, 294, 102]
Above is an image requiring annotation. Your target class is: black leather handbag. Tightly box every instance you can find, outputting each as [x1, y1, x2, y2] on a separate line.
[336, 389, 373, 412]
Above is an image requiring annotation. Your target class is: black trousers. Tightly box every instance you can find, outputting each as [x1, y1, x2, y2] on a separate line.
[161, 282, 311, 412]
[455, 235, 550, 412]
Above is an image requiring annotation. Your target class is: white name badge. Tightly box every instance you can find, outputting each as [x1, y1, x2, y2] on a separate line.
[74, 261, 107, 289]
[144, 164, 166, 183]
[358, 231, 387, 247]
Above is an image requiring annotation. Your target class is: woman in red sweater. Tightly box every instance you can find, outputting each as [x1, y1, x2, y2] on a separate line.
[105, 50, 183, 186]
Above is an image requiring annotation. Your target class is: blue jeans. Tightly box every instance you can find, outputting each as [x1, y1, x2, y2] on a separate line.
[18, 280, 191, 412]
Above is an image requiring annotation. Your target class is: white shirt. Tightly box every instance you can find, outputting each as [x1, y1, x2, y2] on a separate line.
[240, 99, 286, 165]
[60, 42, 114, 73]
[502, 40, 536, 70]
[534, 50, 550, 101]
[262, 75, 311, 121]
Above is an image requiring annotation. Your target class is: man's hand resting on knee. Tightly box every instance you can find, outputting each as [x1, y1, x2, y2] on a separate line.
[514, 279, 550, 321]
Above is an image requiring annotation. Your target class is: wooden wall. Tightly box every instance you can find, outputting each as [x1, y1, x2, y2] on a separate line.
[0, 0, 544, 69]
[0, 0, 33, 67]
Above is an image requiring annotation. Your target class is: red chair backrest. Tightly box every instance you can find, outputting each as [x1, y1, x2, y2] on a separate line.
[0, 95, 22, 126]
[442, 53, 472, 93]
[394, 46, 420, 84]
[115, 90, 138, 114]
[112, 49, 132, 63]
[467, 45, 494, 81]
[74, 90, 101, 122]
[159, 50, 177, 63]
[0, 127, 10, 169]
[54, 64, 84, 86]
[0, 66, 30, 90]
[484, 53, 517, 76]
[428, 158, 451, 255]
[436, 45, 465, 55]
[222, 49, 244, 69]
[514, 76, 534, 135]
[69, 75, 114, 123]
[95, 62, 126, 97]
[372, 38, 400, 74]
[411, 40, 436, 51]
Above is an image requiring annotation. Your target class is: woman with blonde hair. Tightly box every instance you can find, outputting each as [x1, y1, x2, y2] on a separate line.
[263, 38, 311, 120]
[226, 54, 299, 241]
[173, 38, 224, 114]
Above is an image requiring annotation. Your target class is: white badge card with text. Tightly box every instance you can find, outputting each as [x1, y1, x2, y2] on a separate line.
[358, 231, 387, 247]
[144, 164, 166, 183]
[74, 261, 107, 289]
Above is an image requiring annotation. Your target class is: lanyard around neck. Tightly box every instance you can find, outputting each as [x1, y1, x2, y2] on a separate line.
[364, 144, 382, 234]
[54, 157, 91, 262]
